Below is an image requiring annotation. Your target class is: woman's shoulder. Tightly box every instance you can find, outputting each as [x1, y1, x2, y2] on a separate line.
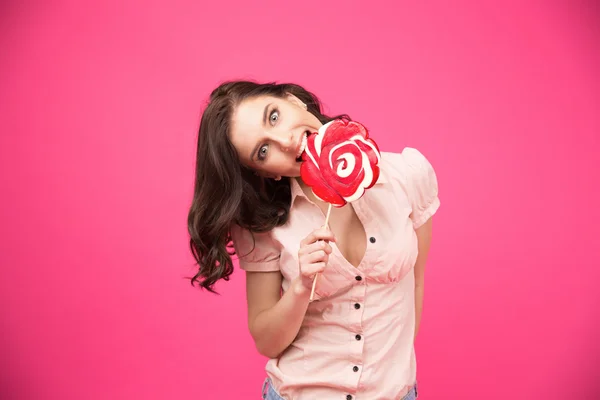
[230, 224, 281, 271]
[379, 148, 437, 183]
[379, 148, 440, 228]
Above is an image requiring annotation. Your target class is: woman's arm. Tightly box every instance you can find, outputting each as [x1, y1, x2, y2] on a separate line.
[245, 272, 311, 358]
[245, 227, 335, 359]
[414, 217, 433, 339]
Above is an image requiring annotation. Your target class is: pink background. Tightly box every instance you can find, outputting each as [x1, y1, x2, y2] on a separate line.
[1, 1, 598, 399]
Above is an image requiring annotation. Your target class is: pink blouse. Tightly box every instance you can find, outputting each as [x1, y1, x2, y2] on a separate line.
[231, 148, 440, 400]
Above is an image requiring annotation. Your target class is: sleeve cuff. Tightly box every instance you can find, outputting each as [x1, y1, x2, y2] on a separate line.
[412, 196, 440, 229]
[237, 258, 281, 272]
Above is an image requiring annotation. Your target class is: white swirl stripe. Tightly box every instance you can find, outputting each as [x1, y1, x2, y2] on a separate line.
[344, 152, 373, 202]
[326, 135, 379, 202]
[315, 121, 333, 155]
[303, 121, 379, 206]
[336, 153, 355, 178]
[328, 141, 357, 177]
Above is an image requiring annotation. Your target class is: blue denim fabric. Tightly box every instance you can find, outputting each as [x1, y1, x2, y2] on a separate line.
[401, 382, 418, 400]
[261, 378, 418, 399]
[262, 378, 284, 400]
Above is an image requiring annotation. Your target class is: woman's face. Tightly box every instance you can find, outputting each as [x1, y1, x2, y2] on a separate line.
[229, 94, 323, 179]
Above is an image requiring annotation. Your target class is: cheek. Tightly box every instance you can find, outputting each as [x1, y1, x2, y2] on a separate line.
[269, 151, 295, 173]
[275, 149, 293, 164]
[305, 113, 323, 130]
[287, 108, 312, 128]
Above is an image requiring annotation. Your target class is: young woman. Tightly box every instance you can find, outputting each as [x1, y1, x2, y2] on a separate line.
[188, 81, 440, 400]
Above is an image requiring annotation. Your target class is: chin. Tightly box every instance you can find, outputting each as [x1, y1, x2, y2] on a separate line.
[294, 165, 303, 177]
[286, 169, 302, 179]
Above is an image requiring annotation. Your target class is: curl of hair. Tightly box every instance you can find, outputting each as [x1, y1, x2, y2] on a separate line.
[187, 81, 349, 292]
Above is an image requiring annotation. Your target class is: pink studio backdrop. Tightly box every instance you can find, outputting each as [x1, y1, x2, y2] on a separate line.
[1, 1, 598, 399]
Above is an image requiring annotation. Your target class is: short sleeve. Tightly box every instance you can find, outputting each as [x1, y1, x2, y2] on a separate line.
[400, 147, 440, 229]
[230, 224, 281, 272]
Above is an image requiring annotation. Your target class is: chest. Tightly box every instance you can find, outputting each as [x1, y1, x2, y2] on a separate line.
[276, 186, 418, 289]
[322, 204, 367, 269]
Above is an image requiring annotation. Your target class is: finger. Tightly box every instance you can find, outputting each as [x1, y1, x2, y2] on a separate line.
[299, 252, 327, 267]
[299, 242, 331, 257]
[301, 241, 333, 255]
[308, 250, 329, 264]
[301, 228, 336, 246]
[314, 227, 336, 242]
[302, 262, 327, 276]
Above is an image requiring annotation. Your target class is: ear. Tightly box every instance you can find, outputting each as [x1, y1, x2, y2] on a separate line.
[286, 93, 307, 110]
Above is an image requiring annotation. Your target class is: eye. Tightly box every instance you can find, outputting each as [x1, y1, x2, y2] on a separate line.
[269, 109, 279, 125]
[257, 144, 269, 161]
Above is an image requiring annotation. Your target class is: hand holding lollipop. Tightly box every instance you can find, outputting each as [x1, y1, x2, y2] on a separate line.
[300, 119, 381, 301]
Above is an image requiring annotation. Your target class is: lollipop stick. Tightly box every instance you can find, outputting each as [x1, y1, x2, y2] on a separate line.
[310, 203, 333, 301]
[323, 203, 333, 227]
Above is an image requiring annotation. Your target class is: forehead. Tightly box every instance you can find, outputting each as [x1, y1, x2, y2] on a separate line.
[229, 95, 276, 161]
[232, 95, 276, 131]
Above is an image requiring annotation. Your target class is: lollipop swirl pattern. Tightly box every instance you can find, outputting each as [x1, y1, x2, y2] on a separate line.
[300, 119, 381, 207]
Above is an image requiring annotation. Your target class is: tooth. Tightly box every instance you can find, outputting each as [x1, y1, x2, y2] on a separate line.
[296, 136, 306, 157]
[296, 133, 308, 157]
[298, 135, 306, 157]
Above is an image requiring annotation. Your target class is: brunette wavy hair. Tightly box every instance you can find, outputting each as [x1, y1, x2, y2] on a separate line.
[187, 81, 349, 293]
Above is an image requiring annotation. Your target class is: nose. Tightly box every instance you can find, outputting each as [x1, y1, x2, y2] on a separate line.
[272, 132, 294, 152]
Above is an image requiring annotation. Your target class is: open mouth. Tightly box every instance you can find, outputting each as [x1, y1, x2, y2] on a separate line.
[295, 132, 308, 162]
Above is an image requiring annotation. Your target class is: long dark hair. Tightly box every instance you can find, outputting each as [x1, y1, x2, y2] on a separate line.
[187, 80, 349, 293]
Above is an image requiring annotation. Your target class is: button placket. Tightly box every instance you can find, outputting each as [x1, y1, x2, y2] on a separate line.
[348, 285, 366, 332]
[347, 269, 367, 396]
[352, 199, 373, 262]
[348, 284, 366, 384]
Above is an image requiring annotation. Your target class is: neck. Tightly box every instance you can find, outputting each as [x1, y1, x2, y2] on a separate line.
[294, 177, 310, 196]
[293, 177, 328, 207]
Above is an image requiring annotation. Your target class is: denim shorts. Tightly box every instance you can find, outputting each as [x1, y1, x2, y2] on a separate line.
[261, 378, 418, 400]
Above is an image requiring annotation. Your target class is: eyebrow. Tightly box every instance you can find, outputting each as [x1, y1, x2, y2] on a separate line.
[250, 103, 272, 161]
[263, 103, 272, 126]
[250, 142, 260, 162]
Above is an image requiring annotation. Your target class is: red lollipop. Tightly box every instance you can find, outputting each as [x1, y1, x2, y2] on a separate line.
[299, 119, 381, 300]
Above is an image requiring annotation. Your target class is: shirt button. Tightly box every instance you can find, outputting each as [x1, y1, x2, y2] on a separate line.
[353, 366, 359, 372]
[346, 396, 353, 400]
[354, 303, 361, 309]
[355, 334, 362, 341]
[369, 236, 376, 243]
[355, 275, 362, 281]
